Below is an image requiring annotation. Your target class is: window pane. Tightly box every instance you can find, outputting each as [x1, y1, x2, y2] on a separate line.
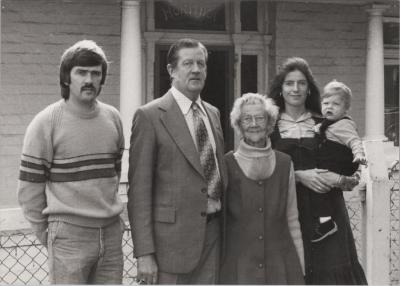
[241, 55, 258, 94]
[385, 65, 399, 146]
[384, 22, 399, 46]
[240, 1, 258, 31]
[154, 1, 226, 31]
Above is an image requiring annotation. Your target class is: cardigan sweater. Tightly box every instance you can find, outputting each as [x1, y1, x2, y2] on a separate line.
[18, 99, 124, 234]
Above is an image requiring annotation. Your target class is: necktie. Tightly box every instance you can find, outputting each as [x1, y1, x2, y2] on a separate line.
[191, 102, 221, 200]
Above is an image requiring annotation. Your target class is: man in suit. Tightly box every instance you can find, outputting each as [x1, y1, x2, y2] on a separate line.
[127, 38, 227, 284]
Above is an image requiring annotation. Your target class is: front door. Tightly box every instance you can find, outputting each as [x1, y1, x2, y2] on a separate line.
[155, 45, 234, 151]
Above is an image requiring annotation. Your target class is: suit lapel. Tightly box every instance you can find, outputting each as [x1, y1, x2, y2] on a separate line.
[159, 92, 204, 178]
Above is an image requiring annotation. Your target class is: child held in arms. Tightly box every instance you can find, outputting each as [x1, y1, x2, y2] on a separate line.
[311, 80, 367, 243]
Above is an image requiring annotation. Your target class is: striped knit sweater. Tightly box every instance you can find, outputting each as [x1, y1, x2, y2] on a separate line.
[18, 99, 125, 234]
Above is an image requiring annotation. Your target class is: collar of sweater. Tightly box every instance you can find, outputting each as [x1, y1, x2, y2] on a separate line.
[234, 138, 276, 180]
[235, 137, 273, 158]
[63, 99, 100, 119]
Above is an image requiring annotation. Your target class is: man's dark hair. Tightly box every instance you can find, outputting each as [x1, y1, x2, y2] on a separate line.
[59, 40, 108, 100]
[167, 38, 208, 70]
[268, 57, 321, 115]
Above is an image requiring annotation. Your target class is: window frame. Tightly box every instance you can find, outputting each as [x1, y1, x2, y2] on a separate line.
[383, 16, 399, 145]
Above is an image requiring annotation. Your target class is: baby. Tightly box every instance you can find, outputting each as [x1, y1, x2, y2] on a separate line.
[311, 80, 367, 243]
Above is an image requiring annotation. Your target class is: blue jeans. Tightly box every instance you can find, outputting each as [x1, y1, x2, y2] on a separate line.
[47, 218, 124, 284]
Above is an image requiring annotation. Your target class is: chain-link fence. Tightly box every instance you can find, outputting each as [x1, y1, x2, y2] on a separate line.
[389, 160, 400, 285]
[0, 223, 137, 284]
[344, 191, 364, 261]
[343, 160, 400, 285]
[1, 164, 399, 284]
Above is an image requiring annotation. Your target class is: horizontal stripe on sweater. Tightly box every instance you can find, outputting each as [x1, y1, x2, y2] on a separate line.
[20, 152, 121, 183]
[52, 158, 116, 169]
[52, 151, 123, 163]
[49, 168, 117, 182]
[21, 160, 47, 171]
[21, 154, 51, 168]
[19, 170, 47, 183]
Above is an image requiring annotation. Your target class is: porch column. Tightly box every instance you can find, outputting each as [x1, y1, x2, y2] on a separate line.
[0, 0, 2, 88]
[364, 5, 387, 141]
[363, 140, 392, 285]
[120, 0, 142, 145]
[363, 6, 391, 285]
[120, 0, 142, 183]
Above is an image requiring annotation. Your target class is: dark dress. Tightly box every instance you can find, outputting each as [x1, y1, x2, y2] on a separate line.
[219, 151, 304, 285]
[270, 117, 367, 285]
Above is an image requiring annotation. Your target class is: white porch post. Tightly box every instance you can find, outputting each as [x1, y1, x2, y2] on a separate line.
[363, 140, 392, 285]
[120, 0, 142, 181]
[364, 5, 387, 141]
[363, 5, 391, 285]
[0, 0, 2, 88]
[120, 0, 142, 144]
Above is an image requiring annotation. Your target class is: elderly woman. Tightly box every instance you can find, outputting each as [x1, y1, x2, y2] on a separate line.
[269, 57, 367, 284]
[219, 93, 304, 285]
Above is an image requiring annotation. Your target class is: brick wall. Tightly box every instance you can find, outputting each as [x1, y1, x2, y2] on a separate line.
[0, 0, 122, 207]
[274, 3, 368, 134]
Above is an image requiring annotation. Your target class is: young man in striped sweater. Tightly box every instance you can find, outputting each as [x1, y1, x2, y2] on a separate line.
[17, 40, 125, 284]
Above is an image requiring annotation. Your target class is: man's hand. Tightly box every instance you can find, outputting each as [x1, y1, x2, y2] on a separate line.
[137, 254, 158, 284]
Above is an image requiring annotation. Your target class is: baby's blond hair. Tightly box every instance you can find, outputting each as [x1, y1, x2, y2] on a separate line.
[322, 80, 352, 110]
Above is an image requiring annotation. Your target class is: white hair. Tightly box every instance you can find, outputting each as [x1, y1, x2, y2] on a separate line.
[230, 93, 279, 137]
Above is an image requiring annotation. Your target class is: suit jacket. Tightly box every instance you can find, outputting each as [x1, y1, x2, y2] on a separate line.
[127, 91, 227, 274]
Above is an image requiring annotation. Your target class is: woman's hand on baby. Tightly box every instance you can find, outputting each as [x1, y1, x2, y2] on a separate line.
[339, 175, 360, 192]
[295, 169, 331, 193]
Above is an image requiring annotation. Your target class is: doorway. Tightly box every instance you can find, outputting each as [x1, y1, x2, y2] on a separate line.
[155, 45, 234, 151]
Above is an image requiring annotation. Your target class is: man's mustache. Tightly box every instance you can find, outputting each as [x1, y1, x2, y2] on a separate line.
[81, 84, 95, 91]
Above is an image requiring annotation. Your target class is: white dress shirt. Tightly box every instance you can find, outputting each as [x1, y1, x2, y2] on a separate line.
[170, 86, 221, 213]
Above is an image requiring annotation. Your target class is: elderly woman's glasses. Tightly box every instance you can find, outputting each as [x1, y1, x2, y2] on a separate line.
[241, 115, 266, 125]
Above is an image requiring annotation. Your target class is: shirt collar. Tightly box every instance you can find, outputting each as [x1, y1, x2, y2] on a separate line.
[170, 86, 206, 116]
[280, 111, 314, 123]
